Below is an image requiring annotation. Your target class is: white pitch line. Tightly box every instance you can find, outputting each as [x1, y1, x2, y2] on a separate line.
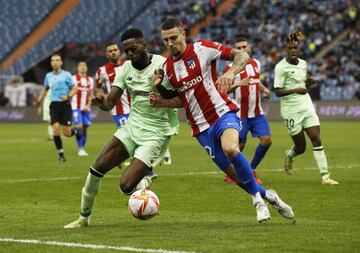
[0, 237, 196, 253]
[0, 165, 357, 183]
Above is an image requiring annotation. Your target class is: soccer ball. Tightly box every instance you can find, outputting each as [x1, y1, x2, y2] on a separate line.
[128, 189, 160, 220]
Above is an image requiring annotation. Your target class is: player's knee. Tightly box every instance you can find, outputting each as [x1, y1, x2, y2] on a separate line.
[222, 144, 240, 158]
[260, 137, 272, 147]
[311, 137, 322, 147]
[295, 145, 306, 154]
[119, 180, 136, 195]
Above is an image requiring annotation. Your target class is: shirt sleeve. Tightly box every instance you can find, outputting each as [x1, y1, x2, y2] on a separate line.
[112, 65, 125, 91]
[198, 40, 233, 62]
[66, 72, 74, 87]
[44, 74, 49, 87]
[161, 64, 176, 90]
[274, 63, 285, 89]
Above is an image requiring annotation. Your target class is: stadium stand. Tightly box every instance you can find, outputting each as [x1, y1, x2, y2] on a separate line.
[0, 0, 60, 61]
[1, 0, 359, 101]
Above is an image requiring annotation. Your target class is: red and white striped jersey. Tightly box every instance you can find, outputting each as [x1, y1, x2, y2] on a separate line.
[95, 60, 131, 115]
[225, 58, 264, 118]
[163, 40, 238, 136]
[71, 74, 94, 110]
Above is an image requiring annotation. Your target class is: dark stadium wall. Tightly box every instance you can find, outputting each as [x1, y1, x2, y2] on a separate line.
[1, 101, 360, 123]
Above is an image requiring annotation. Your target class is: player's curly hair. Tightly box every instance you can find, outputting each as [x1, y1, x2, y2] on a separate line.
[283, 31, 305, 45]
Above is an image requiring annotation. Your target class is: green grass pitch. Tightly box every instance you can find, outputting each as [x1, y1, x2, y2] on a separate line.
[0, 121, 359, 253]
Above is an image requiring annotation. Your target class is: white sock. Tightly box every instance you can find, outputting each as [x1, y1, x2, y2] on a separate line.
[287, 147, 298, 159]
[135, 177, 151, 191]
[79, 215, 89, 222]
[313, 146, 329, 179]
[164, 147, 171, 159]
[252, 192, 264, 206]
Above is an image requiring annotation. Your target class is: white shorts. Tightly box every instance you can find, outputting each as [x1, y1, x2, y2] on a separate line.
[114, 123, 171, 168]
[282, 110, 320, 136]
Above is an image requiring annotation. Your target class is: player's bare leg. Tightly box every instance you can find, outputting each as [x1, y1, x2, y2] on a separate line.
[120, 158, 152, 195]
[285, 131, 306, 174]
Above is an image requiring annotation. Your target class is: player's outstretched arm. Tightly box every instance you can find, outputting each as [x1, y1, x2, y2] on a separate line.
[217, 50, 249, 92]
[152, 69, 178, 99]
[274, 87, 307, 97]
[148, 92, 182, 108]
[92, 86, 123, 111]
[36, 86, 49, 105]
[306, 74, 318, 89]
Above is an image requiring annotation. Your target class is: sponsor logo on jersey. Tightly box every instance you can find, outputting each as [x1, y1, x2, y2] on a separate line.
[178, 76, 203, 93]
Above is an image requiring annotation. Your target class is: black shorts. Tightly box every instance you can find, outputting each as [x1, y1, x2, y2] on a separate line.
[50, 101, 72, 126]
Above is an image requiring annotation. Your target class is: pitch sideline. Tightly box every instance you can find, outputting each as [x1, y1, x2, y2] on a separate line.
[0, 237, 196, 253]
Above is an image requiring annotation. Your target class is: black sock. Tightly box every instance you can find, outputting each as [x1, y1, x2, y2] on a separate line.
[53, 136, 63, 155]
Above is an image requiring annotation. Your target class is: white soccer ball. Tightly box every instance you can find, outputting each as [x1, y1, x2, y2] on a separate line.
[128, 189, 160, 220]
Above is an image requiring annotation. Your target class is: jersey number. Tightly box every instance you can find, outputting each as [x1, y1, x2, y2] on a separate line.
[285, 119, 295, 128]
[204, 146, 215, 159]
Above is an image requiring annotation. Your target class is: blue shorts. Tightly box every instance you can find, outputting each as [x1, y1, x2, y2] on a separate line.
[72, 109, 91, 126]
[112, 114, 129, 128]
[196, 111, 244, 171]
[240, 115, 271, 143]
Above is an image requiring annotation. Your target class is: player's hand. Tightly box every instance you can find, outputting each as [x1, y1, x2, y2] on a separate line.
[306, 74, 318, 88]
[295, 88, 308, 95]
[61, 95, 69, 101]
[91, 94, 105, 106]
[262, 88, 271, 100]
[216, 71, 234, 92]
[33, 95, 41, 107]
[148, 92, 163, 107]
[96, 77, 104, 89]
[152, 69, 164, 86]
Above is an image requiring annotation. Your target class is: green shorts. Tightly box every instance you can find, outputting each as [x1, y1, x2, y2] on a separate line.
[114, 123, 171, 168]
[282, 110, 320, 136]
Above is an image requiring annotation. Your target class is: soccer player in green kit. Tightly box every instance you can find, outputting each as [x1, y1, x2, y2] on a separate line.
[274, 32, 338, 185]
[64, 28, 179, 228]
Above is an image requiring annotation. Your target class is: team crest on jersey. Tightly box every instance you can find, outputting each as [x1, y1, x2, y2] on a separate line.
[185, 57, 196, 69]
[127, 76, 133, 81]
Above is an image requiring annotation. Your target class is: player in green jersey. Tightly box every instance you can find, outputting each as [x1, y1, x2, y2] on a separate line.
[274, 31, 338, 185]
[64, 28, 179, 228]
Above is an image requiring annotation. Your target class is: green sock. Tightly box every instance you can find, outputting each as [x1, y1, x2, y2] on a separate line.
[313, 146, 329, 178]
[48, 125, 53, 139]
[287, 147, 298, 159]
[80, 169, 102, 217]
[134, 177, 152, 192]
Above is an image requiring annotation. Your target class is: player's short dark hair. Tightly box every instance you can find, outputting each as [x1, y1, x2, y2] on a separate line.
[104, 41, 118, 50]
[161, 17, 183, 30]
[120, 28, 144, 42]
[236, 37, 248, 43]
[51, 53, 62, 59]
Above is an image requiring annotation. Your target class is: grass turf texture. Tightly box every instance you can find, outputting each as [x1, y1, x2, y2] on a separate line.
[0, 122, 359, 253]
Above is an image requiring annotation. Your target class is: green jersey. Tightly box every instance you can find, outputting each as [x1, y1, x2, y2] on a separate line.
[113, 54, 179, 136]
[274, 57, 315, 116]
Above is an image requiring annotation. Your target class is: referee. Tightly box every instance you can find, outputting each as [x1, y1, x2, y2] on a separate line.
[37, 54, 78, 162]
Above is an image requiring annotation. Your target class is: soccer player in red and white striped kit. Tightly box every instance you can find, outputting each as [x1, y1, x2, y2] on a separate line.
[95, 42, 131, 128]
[71, 61, 94, 156]
[150, 18, 295, 223]
[223, 37, 272, 185]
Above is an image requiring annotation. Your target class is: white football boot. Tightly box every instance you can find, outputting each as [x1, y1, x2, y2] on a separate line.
[254, 202, 271, 223]
[266, 189, 295, 221]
